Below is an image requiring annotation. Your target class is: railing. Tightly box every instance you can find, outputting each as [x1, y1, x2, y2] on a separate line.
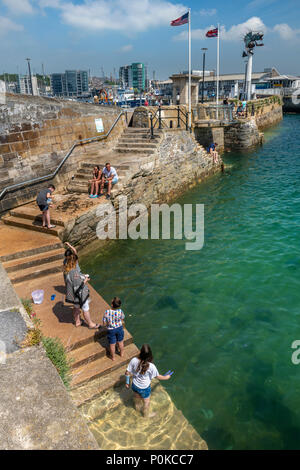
[149, 106, 188, 138]
[196, 105, 235, 123]
[0, 111, 126, 201]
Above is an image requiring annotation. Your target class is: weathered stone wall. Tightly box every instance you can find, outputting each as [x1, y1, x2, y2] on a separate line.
[0, 94, 126, 212]
[224, 118, 263, 151]
[255, 104, 283, 130]
[62, 129, 221, 248]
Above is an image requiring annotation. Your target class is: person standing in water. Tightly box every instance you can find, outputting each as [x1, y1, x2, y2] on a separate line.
[125, 344, 171, 417]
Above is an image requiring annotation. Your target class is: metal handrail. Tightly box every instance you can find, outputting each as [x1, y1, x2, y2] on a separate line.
[0, 111, 126, 200]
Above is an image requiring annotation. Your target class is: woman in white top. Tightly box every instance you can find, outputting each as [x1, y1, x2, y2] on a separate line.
[125, 344, 171, 417]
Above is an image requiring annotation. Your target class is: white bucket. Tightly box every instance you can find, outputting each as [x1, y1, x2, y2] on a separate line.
[32, 289, 44, 305]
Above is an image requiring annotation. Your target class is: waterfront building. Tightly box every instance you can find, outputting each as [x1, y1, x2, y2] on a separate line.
[50, 70, 89, 97]
[119, 63, 146, 91]
[170, 67, 281, 102]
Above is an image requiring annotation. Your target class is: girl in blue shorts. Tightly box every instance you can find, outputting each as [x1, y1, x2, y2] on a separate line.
[125, 344, 172, 417]
[102, 297, 125, 361]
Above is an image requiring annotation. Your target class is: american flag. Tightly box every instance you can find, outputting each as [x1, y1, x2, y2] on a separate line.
[170, 11, 189, 26]
[206, 28, 219, 38]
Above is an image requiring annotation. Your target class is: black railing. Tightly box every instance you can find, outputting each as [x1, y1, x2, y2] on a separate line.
[149, 106, 188, 138]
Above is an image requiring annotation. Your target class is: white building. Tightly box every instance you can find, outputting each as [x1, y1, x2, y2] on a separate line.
[17, 75, 39, 96]
[0, 80, 6, 93]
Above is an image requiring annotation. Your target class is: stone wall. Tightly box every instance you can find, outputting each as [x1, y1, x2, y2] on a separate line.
[0, 94, 126, 212]
[223, 118, 263, 151]
[62, 129, 222, 248]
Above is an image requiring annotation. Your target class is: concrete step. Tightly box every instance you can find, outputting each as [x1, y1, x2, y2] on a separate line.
[118, 136, 161, 142]
[115, 143, 157, 149]
[0, 241, 63, 263]
[71, 343, 139, 389]
[68, 329, 133, 370]
[124, 128, 161, 134]
[9, 259, 63, 284]
[10, 209, 65, 227]
[2, 216, 63, 237]
[81, 162, 131, 170]
[3, 248, 65, 273]
[115, 146, 154, 155]
[77, 168, 127, 177]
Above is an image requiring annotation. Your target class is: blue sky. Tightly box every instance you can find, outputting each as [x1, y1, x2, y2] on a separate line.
[0, 0, 299, 79]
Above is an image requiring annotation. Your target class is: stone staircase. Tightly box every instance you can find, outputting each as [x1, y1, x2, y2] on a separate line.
[67, 162, 131, 195]
[0, 236, 64, 284]
[67, 127, 163, 195]
[114, 128, 162, 156]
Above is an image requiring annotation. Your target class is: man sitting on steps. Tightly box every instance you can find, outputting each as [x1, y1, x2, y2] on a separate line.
[99, 163, 118, 200]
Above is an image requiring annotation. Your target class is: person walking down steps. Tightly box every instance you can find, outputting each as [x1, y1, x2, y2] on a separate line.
[36, 184, 56, 229]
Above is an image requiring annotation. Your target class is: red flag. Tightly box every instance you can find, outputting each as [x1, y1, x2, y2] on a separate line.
[206, 28, 218, 38]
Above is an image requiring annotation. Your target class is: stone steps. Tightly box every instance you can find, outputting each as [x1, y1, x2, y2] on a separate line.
[3, 247, 64, 273]
[116, 143, 157, 149]
[2, 215, 63, 237]
[68, 329, 133, 369]
[10, 209, 65, 227]
[0, 240, 63, 263]
[115, 146, 154, 155]
[8, 258, 63, 284]
[78, 380, 161, 422]
[71, 342, 139, 389]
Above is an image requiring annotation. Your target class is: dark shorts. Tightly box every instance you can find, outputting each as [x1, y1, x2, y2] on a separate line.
[132, 382, 151, 399]
[38, 204, 48, 212]
[107, 326, 124, 345]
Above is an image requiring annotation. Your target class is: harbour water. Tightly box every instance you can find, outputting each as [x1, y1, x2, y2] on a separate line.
[82, 115, 300, 450]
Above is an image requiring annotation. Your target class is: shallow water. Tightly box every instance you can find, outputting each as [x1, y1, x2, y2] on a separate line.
[82, 115, 300, 450]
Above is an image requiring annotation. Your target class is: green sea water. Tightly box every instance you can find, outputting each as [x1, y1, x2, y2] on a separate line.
[81, 115, 300, 450]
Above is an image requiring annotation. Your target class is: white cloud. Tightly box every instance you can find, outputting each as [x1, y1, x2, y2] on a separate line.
[2, 0, 34, 15]
[0, 15, 23, 36]
[58, 0, 187, 33]
[120, 44, 133, 52]
[197, 8, 217, 17]
[273, 23, 300, 40]
[174, 16, 267, 42]
[38, 0, 62, 7]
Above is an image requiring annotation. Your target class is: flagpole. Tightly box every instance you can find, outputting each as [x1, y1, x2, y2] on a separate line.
[216, 22, 220, 119]
[188, 8, 191, 130]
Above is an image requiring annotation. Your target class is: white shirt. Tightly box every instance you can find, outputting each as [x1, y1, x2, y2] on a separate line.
[127, 357, 159, 389]
[102, 166, 118, 179]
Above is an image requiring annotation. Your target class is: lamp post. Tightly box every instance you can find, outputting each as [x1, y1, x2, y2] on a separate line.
[26, 58, 34, 96]
[201, 48, 208, 104]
